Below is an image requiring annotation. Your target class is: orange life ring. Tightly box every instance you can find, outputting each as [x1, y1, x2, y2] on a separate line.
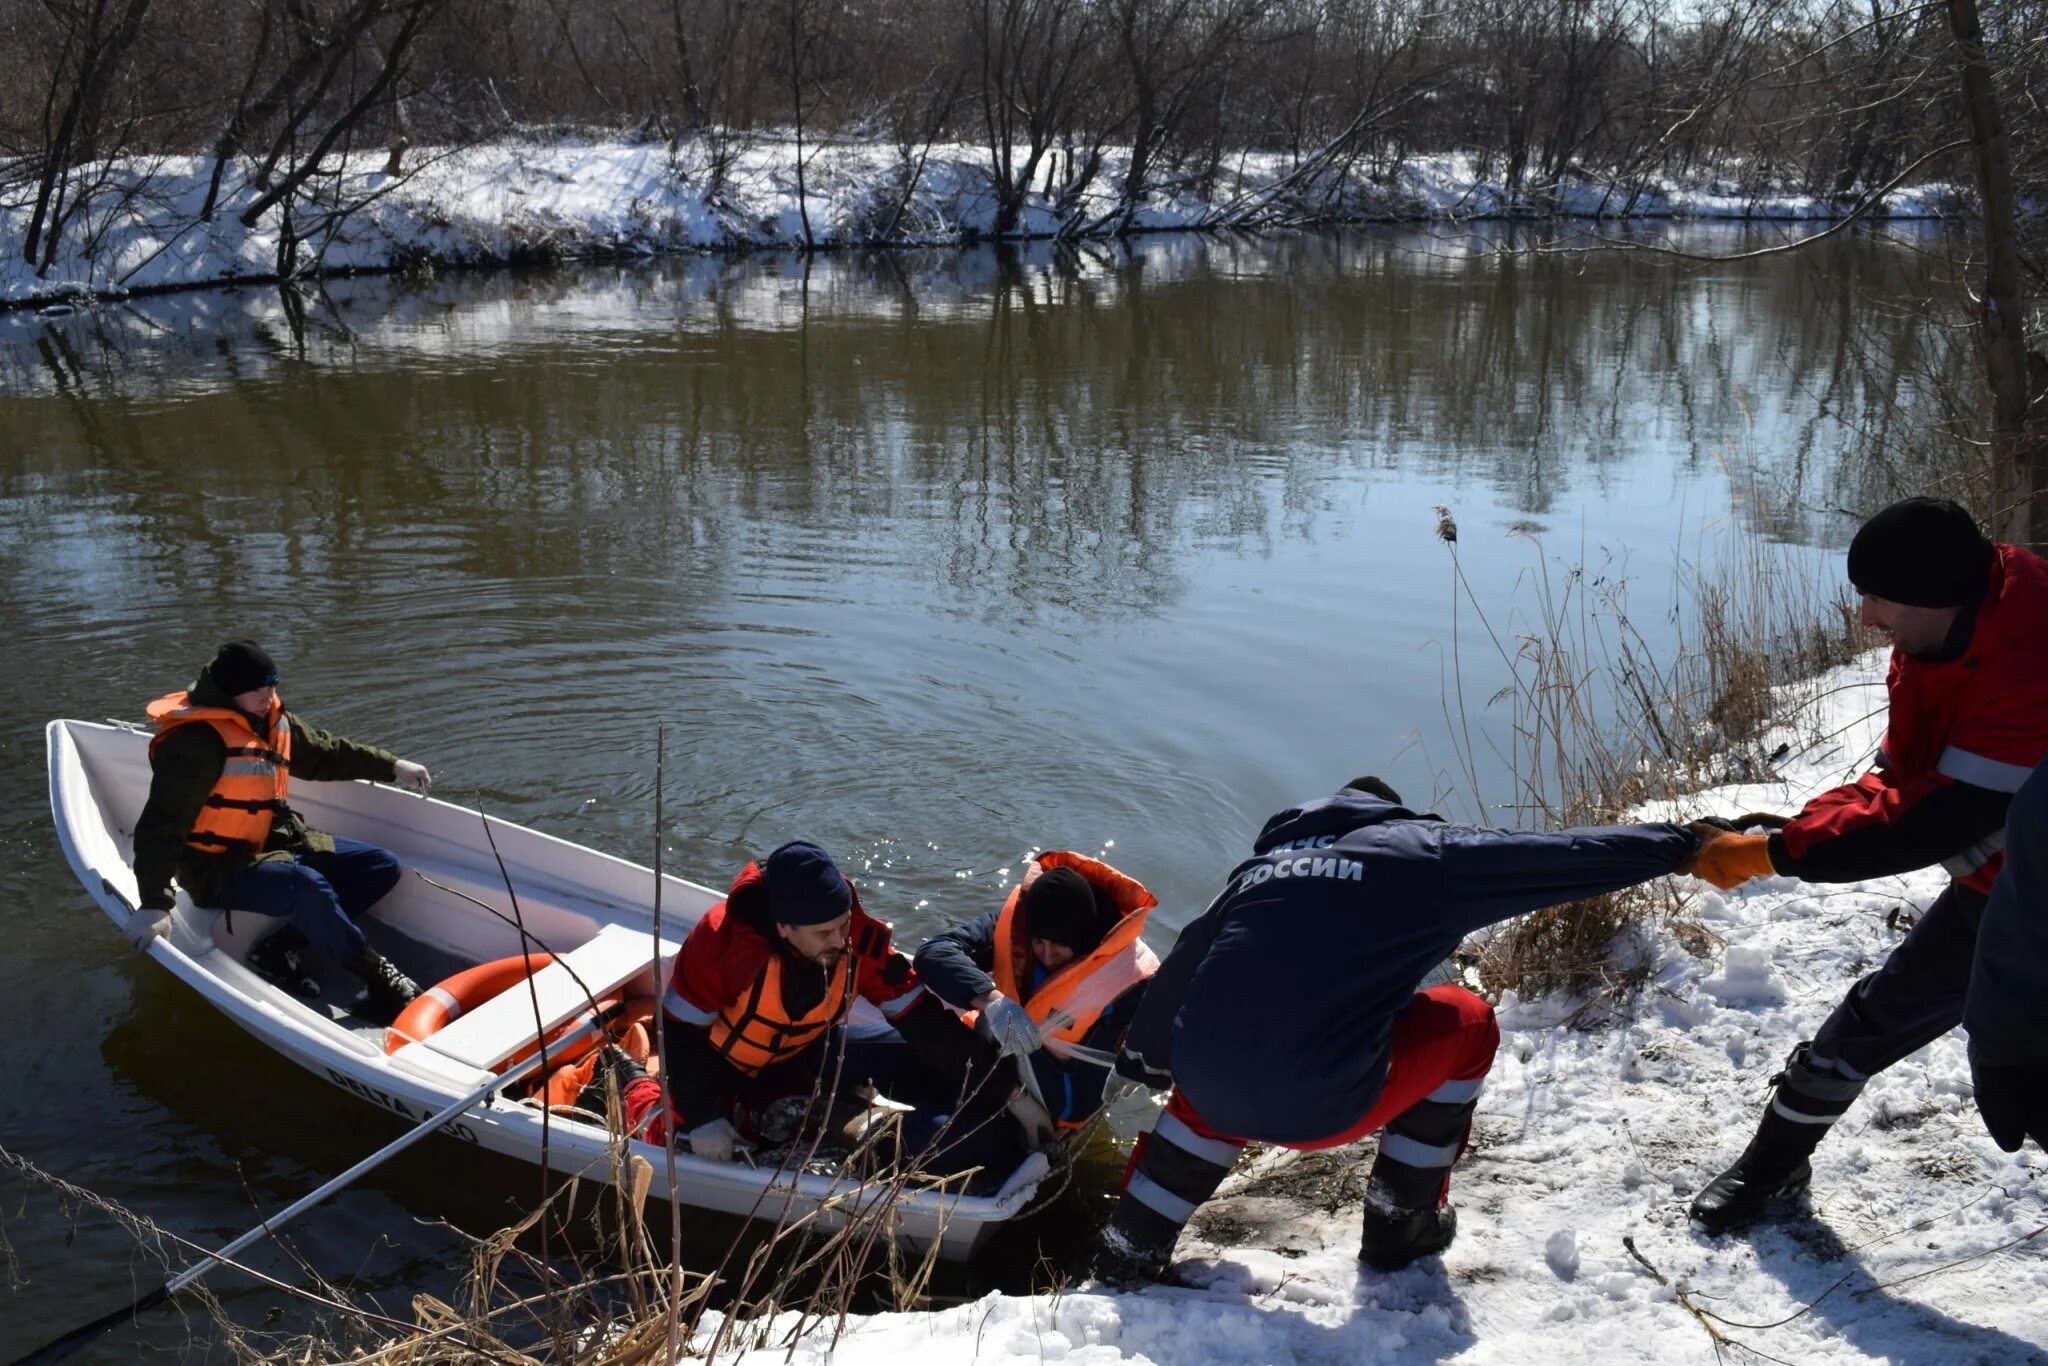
[384, 952, 624, 1073]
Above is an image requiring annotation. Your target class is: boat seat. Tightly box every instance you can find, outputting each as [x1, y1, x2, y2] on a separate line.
[405, 923, 657, 1073]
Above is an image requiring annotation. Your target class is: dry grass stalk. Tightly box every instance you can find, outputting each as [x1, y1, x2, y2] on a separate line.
[1438, 511, 1865, 1009]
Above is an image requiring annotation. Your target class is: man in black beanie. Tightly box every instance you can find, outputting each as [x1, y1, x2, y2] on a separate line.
[130, 640, 436, 1025]
[1687, 497, 2048, 1232]
[915, 853, 1161, 1132]
[638, 840, 1053, 1177]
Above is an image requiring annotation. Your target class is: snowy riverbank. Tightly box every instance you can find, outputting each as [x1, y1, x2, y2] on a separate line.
[698, 650, 2046, 1364]
[1, 138, 1967, 309]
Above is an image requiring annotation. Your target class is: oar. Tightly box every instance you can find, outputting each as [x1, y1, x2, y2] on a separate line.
[12, 1035, 568, 1366]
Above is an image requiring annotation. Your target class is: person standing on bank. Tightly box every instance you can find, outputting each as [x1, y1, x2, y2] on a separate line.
[1093, 777, 1719, 1283]
[1967, 756, 2048, 1155]
[1686, 498, 2048, 1232]
[128, 640, 433, 1025]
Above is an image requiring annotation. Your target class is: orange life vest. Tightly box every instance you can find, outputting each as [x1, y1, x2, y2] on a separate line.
[146, 690, 293, 858]
[993, 851, 1160, 1051]
[708, 949, 855, 1077]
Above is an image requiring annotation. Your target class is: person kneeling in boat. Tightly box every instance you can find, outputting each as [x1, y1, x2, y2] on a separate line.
[128, 639, 433, 1025]
[621, 841, 1045, 1179]
[1091, 777, 1723, 1284]
[914, 853, 1158, 1132]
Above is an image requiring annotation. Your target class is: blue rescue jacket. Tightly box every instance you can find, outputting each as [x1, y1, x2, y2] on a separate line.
[1118, 789, 1698, 1144]
[915, 907, 1147, 1126]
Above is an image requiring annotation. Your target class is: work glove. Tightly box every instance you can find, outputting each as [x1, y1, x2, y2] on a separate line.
[1680, 823, 1776, 889]
[1101, 1071, 1154, 1111]
[1732, 812, 1791, 831]
[123, 906, 171, 951]
[685, 1117, 740, 1163]
[1972, 1058, 2048, 1153]
[1006, 1087, 1057, 1151]
[976, 994, 1042, 1061]
[392, 760, 432, 793]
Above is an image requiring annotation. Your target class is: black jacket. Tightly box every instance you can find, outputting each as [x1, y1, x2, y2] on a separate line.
[1967, 759, 2048, 1068]
[1119, 789, 1698, 1144]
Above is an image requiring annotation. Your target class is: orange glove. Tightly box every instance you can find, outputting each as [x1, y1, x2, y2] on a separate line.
[1690, 830, 1775, 889]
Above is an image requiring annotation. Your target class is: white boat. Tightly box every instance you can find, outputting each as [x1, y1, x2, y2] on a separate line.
[45, 718, 1048, 1262]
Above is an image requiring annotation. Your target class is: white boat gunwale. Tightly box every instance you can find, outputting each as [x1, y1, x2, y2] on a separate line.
[46, 718, 1046, 1260]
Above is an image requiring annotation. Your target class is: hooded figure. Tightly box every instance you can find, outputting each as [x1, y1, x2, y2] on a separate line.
[1095, 780, 1709, 1284]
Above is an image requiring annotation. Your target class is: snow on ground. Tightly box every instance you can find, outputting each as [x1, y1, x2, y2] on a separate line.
[696, 650, 2048, 1363]
[1, 136, 1968, 308]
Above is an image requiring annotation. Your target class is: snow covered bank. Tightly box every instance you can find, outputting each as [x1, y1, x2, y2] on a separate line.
[697, 650, 2045, 1364]
[1, 139, 1968, 309]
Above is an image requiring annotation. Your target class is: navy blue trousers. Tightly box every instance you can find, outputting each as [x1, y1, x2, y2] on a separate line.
[842, 1036, 1029, 1187]
[218, 837, 403, 962]
[1812, 882, 1986, 1077]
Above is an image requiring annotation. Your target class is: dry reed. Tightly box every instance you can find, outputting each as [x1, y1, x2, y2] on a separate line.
[1433, 506, 1865, 1010]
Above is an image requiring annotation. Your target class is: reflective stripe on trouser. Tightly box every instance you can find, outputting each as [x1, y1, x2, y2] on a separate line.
[1105, 1094, 1246, 1258]
[1811, 883, 1985, 1079]
[1766, 1041, 1867, 1126]
[1366, 1077, 1485, 1213]
[1351, 986, 1500, 1212]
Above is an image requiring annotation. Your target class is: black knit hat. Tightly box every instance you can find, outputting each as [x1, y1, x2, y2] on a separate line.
[763, 841, 853, 926]
[1344, 775, 1404, 805]
[1022, 866, 1104, 954]
[210, 639, 279, 695]
[1846, 498, 1993, 609]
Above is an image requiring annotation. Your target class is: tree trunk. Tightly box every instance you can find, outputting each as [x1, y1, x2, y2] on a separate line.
[1947, 0, 2042, 547]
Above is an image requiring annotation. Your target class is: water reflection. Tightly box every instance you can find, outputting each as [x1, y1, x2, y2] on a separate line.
[0, 222, 1962, 1349]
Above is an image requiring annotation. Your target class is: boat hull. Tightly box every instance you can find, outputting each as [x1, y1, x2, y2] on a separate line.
[47, 719, 1042, 1261]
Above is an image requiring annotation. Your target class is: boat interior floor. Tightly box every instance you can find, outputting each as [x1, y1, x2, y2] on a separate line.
[245, 922, 479, 1041]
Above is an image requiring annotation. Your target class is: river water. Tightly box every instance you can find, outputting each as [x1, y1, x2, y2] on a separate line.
[0, 227, 1951, 1356]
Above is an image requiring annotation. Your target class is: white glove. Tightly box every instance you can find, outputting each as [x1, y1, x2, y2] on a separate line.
[686, 1118, 739, 1163]
[1101, 1071, 1154, 1111]
[124, 907, 171, 952]
[976, 994, 1042, 1061]
[392, 760, 431, 793]
[1006, 1087, 1057, 1152]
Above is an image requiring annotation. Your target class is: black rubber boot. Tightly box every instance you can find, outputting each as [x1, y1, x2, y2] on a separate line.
[574, 1046, 649, 1114]
[1092, 1220, 1176, 1288]
[245, 925, 320, 999]
[350, 946, 421, 1026]
[1090, 1112, 1242, 1287]
[1360, 1202, 1459, 1272]
[1690, 1042, 1858, 1234]
[1688, 1114, 1818, 1235]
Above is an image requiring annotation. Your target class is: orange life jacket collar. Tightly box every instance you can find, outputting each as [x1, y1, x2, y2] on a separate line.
[992, 851, 1159, 1048]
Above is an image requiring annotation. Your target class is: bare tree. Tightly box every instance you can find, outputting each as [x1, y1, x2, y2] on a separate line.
[966, 0, 1100, 236]
[1947, 0, 2045, 545]
[20, 0, 153, 271]
[773, 0, 851, 248]
[1100, 0, 1270, 233]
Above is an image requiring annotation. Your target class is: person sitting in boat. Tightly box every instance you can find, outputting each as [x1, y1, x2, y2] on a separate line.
[913, 852, 1159, 1131]
[621, 840, 1044, 1176]
[127, 639, 433, 1025]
